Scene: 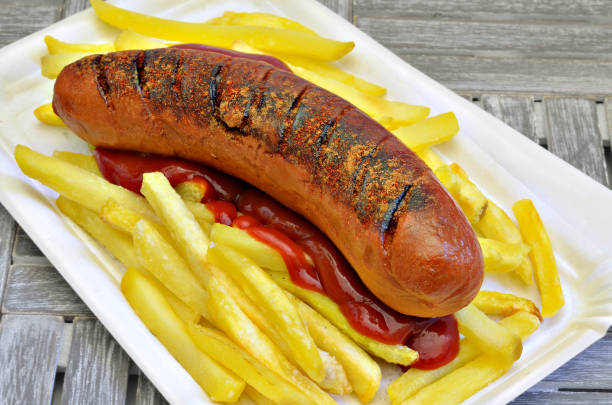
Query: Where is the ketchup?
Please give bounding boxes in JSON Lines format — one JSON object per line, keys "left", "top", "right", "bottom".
{"left": 95, "top": 148, "right": 459, "bottom": 369}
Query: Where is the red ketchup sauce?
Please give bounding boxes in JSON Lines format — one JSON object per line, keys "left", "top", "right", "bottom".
{"left": 94, "top": 148, "right": 459, "bottom": 370}
{"left": 171, "top": 44, "right": 292, "bottom": 72}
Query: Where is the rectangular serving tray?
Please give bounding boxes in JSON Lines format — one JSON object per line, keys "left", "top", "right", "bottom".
{"left": 1, "top": 1, "right": 611, "bottom": 403}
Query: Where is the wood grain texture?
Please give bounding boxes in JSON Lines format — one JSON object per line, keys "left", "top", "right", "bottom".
{"left": 481, "top": 95, "right": 538, "bottom": 142}
{"left": 0, "top": 314, "right": 63, "bottom": 405}
{"left": 317, "top": 0, "right": 352, "bottom": 20}
{"left": 0, "top": 0, "right": 61, "bottom": 47}
{"left": 60, "top": 0, "right": 90, "bottom": 18}
{"left": 2, "top": 264, "right": 92, "bottom": 315}
{"left": 135, "top": 372, "right": 169, "bottom": 405}
{"left": 12, "top": 225, "right": 50, "bottom": 265}
{"left": 61, "top": 318, "right": 130, "bottom": 405}
{"left": 544, "top": 98, "right": 609, "bottom": 186}
{"left": 0, "top": 204, "right": 16, "bottom": 306}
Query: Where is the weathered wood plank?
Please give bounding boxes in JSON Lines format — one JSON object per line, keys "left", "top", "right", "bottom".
{"left": 0, "top": 204, "right": 16, "bottom": 306}
{"left": 12, "top": 225, "right": 50, "bottom": 265}
{"left": 605, "top": 97, "right": 612, "bottom": 147}
{"left": 392, "top": 54, "right": 612, "bottom": 96}
{"left": 354, "top": 0, "right": 612, "bottom": 21}
{"left": 3, "top": 264, "right": 92, "bottom": 316}
{"left": 544, "top": 98, "right": 609, "bottom": 186}
{"left": 0, "top": 1, "right": 62, "bottom": 48}
{"left": 316, "top": 0, "right": 353, "bottom": 21}
{"left": 0, "top": 314, "right": 63, "bottom": 405}
{"left": 135, "top": 372, "right": 169, "bottom": 405}
{"left": 513, "top": 390, "right": 612, "bottom": 404}
{"left": 60, "top": 0, "right": 90, "bottom": 19}
{"left": 61, "top": 318, "right": 130, "bottom": 405}
{"left": 355, "top": 17, "right": 612, "bottom": 59}
{"left": 481, "top": 95, "right": 538, "bottom": 142}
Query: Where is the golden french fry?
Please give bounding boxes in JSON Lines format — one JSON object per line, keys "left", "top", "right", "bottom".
{"left": 477, "top": 201, "right": 534, "bottom": 284}
{"left": 270, "top": 272, "right": 418, "bottom": 366}
{"left": 206, "top": 11, "right": 317, "bottom": 35}
{"left": 53, "top": 151, "right": 100, "bottom": 175}
{"left": 415, "top": 147, "right": 445, "bottom": 171}
{"left": 41, "top": 52, "right": 91, "bottom": 79}
{"left": 44, "top": 35, "right": 114, "bottom": 54}
{"left": 34, "top": 103, "right": 65, "bottom": 126}
{"left": 474, "top": 290, "right": 542, "bottom": 321}
{"left": 121, "top": 268, "right": 244, "bottom": 402}
{"left": 114, "top": 30, "right": 169, "bottom": 51}
{"left": 478, "top": 237, "right": 530, "bottom": 273}
{"left": 131, "top": 219, "right": 210, "bottom": 319}
{"left": 513, "top": 199, "right": 564, "bottom": 317}
{"left": 453, "top": 304, "right": 522, "bottom": 364}
{"left": 287, "top": 292, "right": 381, "bottom": 403}
{"left": 91, "top": 0, "right": 354, "bottom": 61}
{"left": 208, "top": 266, "right": 343, "bottom": 401}
{"left": 210, "top": 223, "right": 286, "bottom": 272}
{"left": 290, "top": 65, "right": 428, "bottom": 126}
{"left": 388, "top": 311, "right": 540, "bottom": 404}
{"left": 434, "top": 164, "right": 487, "bottom": 225}
{"left": 174, "top": 181, "right": 206, "bottom": 203}
{"left": 244, "top": 385, "right": 277, "bottom": 405}
{"left": 392, "top": 112, "right": 459, "bottom": 150}
{"left": 207, "top": 244, "right": 325, "bottom": 383}
{"left": 186, "top": 323, "right": 313, "bottom": 405}
{"left": 15, "top": 145, "right": 157, "bottom": 221}
{"left": 183, "top": 200, "right": 215, "bottom": 223}
{"left": 56, "top": 196, "right": 141, "bottom": 270}
{"left": 277, "top": 54, "right": 386, "bottom": 97}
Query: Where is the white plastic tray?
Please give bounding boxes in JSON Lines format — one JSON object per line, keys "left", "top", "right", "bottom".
{"left": 1, "top": 1, "right": 611, "bottom": 404}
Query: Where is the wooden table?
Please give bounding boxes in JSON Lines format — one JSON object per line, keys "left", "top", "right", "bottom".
{"left": 1, "top": 0, "right": 611, "bottom": 404}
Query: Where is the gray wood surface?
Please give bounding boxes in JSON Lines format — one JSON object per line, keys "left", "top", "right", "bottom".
{"left": 0, "top": 315, "right": 63, "bottom": 405}
{"left": 61, "top": 319, "right": 130, "bottom": 405}
{"left": 0, "top": 0, "right": 611, "bottom": 404}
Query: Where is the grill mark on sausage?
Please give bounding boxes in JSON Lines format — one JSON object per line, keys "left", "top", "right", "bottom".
{"left": 349, "top": 136, "right": 389, "bottom": 194}
{"left": 314, "top": 105, "right": 354, "bottom": 159}
{"left": 93, "top": 54, "right": 112, "bottom": 109}
{"left": 279, "top": 83, "right": 313, "bottom": 153}
{"left": 240, "top": 67, "right": 275, "bottom": 131}
{"left": 209, "top": 63, "right": 223, "bottom": 110}
{"left": 380, "top": 184, "right": 413, "bottom": 244}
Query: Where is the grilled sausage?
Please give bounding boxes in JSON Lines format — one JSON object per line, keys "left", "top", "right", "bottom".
{"left": 53, "top": 49, "right": 483, "bottom": 317}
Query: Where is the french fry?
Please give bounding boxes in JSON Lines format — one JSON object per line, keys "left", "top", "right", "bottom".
{"left": 41, "top": 52, "right": 90, "bottom": 79}
{"left": 477, "top": 201, "right": 534, "bottom": 284}
{"left": 270, "top": 272, "right": 418, "bottom": 366}
{"left": 52, "top": 151, "right": 100, "bottom": 175}
{"left": 15, "top": 145, "right": 157, "bottom": 221}
{"left": 186, "top": 323, "right": 313, "bottom": 405}
{"left": 138, "top": 173, "right": 338, "bottom": 403}
{"left": 183, "top": 200, "right": 215, "bottom": 223}
{"left": 56, "top": 196, "right": 141, "bottom": 271}
{"left": 121, "top": 268, "right": 244, "bottom": 402}
{"left": 206, "top": 11, "right": 317, "bottom": 35}
{"left": 90, "top": 0, "right": 354, "bottom": 61}
{"left": 415, "top": 147, "right": 445, "bottom": 171}
{"left": 275, "top": 54, "right": 386, "bottom": 97}
{"left": 44, "top": 35, "right": 113, "bottom": 55}
{"left": 209, "top": 266, "right": 347, "bottom": 399}
{"left": 392, "top": 112, "right": 459, "bottom": 150}
{"left": 210, "top": 223, "right": 286, "bottom": 272}
{"left": 131, "top": 218, "right": 210, "bottom": 319}
{"left": 388, "top": 312, "right": 540, "bottom": 404}
{"left": 287, "top": 292, "right": 381, "bottom": 403}
{"left": 478, "top": 237, "right": 530, "bottom": 273}
{"left": 434, "top": 164, "right": 487, "bottom": 225}
{"left": 174, "top": 181, "right": 206, "bottom": 203}
{"left": 453, "top": 304, "right": 522, "bottom": 364}
{"left": 474, "top": 291, "right": 542, "bottom": 321}
{"left": 244, "top": 385, "right": 277, "bottom": 405}
{"left": 114, "top": 30, "right": 169, "bottom": 51}
{"left": 34, "top": 103, "right": 65, "bottom": 126}
{"left": 207, "top": 244, "right": 325, "bottom": 384}
{"left": 513, "top": 199, "right": 564, "bottom": 317}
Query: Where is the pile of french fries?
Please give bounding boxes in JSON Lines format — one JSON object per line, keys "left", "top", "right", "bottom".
{"left": 24, "top": 2, "right": 566, "bottom": 404}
